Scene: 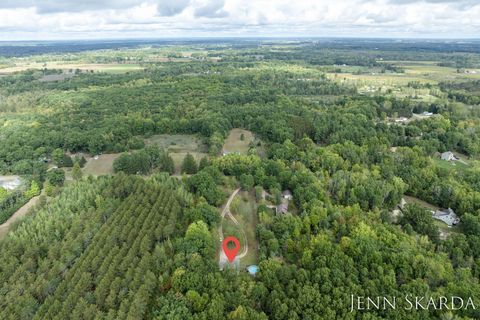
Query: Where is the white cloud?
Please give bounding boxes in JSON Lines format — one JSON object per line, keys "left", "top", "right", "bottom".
{"left": 0, "top": 0, "right": 478, "bottom": 40}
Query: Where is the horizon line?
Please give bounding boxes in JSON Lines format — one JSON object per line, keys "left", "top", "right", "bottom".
{"left": 1, "top": 35, "right": 480, "bottom": 43}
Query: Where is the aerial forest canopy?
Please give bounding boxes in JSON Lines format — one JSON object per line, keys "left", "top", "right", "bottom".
{"left": 0, "top": 39, "right": 480, "bottom": 319}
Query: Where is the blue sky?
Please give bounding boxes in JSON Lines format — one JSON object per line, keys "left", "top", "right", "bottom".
{"left": 0, "top": 0, "right": 478, "bottom": 40}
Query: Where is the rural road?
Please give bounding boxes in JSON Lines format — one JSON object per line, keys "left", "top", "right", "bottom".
{"left": 0, "top": 194, "right": 41, "bottom": 238}
{"left": 218, "top": 188, "right": 249, "bottom": 268}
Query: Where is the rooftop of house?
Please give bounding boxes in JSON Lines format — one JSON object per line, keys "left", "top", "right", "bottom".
{"left": 282, "top": 190, "right": 292, "bottom": 197}
{"left": 441, "top": 151, "right": 457, "bottom": 161}
{"left": 277, "top": 203, "right": 288, "bottom": 214}
{"left": 433, "top": 208, "right": 460, "bottom": 226}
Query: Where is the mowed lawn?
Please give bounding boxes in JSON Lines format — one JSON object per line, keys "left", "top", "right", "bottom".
{"left": 404, "top": 195, "right": 440, "bottom": 212}
{"left": 432, "top": 157, "right": 470, "bottom": 173}
{"left": 223, "top": 129, "right": 254, "bottom": 155}
{"left": 230, "top": 191, "right": 259, "bottom": 268}
{"left": 82, "top": 153, "right": 122, "bottom": 176}
{"left": 145, "top": 134, "right": 208, "bottom": 174}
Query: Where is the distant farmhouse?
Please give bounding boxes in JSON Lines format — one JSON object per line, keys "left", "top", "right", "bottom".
{"left": 432, "top": 208, "right": 460, "bottom": 227}
{"left": 440, "top": 151, "right": 459, "bottom": 162}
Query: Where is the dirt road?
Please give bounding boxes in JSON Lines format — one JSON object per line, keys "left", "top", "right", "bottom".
{"left": 0, "top": 195, "right": 41, "bottom": 238}
{"left": 218, "top": 188, "right": 249, "bottom": 268}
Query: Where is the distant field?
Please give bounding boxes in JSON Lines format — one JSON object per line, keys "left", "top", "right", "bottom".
{"left": 145, "top": 134, "right": 208, "bottom": 174}
{"left": 82, "top": 153, "right": 122, "bottom": 176}
{"left": 0, "top": 62, "right": 143, "bottom": 74}
{"left": 327, "top": 61, "right": 480, "bottom": 101}
{"left": 223, "top": 129, "right": 254, "bottom": 155}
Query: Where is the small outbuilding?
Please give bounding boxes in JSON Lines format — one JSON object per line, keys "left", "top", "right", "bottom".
{"left": 246, "top": 265, "right": 259, "bottom": 276}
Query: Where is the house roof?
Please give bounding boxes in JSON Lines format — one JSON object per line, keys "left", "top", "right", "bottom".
{"left": 277, "top": 203, "right": 288, "bottom": 214}
{"left": 433, "top": 208, "right": 460, "bottom": 226}
{"left": 441, "top": 151, "right": 456, "bottom": 160}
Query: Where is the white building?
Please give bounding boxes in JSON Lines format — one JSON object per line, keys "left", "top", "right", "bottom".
{"left": 282, "top": 190, "right": 293, "bottom": 200}
{"left": 432, "top": 208, "right": 460, "bottom": 227}
{"left": 395, "top": 117, "right": 409, "bottom": 123}
{"left": 441, "top": 151, "right": 458, "bottom": 162}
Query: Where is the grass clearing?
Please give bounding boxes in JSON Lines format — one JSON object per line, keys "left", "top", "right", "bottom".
{"left": 230, "top": 191, "right": 259, "bottom": 267}
{"left": 432, "top": 157, "right": 470, "bottom": 173}
{"left": 82, "top": 153, "right": 122, "bottom": 176}
{"left": 145, "top": 134, "right": 207, "bottom": 152}
{"left": 223, "top": 129, "right": 255, "bottom": 155}
{"left": 404, "top": 195, "right": 440, "bottom": 211}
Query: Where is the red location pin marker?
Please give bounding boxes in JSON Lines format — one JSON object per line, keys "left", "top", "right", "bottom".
{"left": 222, "top": 236, "right": 240, "bottom": 262}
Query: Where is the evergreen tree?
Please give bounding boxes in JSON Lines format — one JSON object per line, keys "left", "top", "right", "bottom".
{"left": 181, "top": 153, "right": 198, "bottom": 174}
{"left": 72, "top": 163, "right": 83, "bottom": 180}
{"left": 47, "top": 169, "right": 66, "bottom": 186}
{"left": 160, "top": 153, "right": 175, "bottom": 174}
{"left": 52, "top": 148, "right": 64, "bottom": 166}
{"left": 198, "top": 157, "right": 210, "bottom": 171}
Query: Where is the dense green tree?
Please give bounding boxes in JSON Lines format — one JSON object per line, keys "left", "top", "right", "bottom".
{"left": 46, "top": 169, "right": 65, "bottom": 186}
{"left": 400, "top": 204, "right": 439, "bottom": 241}
{"left": 182, "top": 153, "right": 198, "bottom": 174}
{"left": 72, "top": 163, "right": 82, "bottom": 180}
{"left": 239, "top": 174, "right": 254, "bottom": 191}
